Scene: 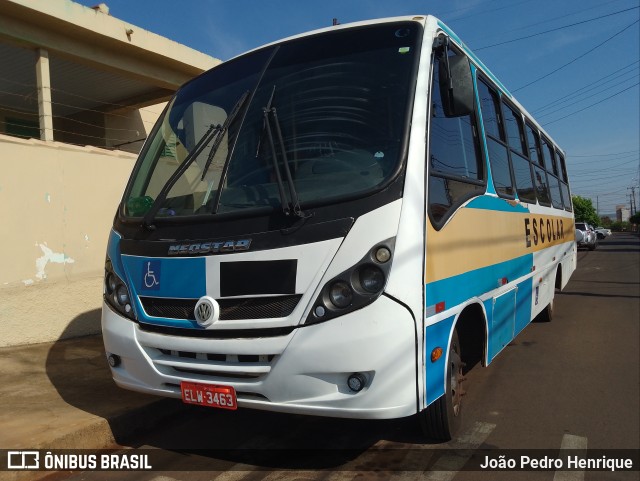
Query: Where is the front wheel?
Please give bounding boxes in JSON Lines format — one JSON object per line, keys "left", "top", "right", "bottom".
{"left": 419, "top": 329, "right": 464, "bottom": 441}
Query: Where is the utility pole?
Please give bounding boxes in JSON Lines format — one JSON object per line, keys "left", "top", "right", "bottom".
{"left": 628, "top": 187, "right": 637, "bottom": 215}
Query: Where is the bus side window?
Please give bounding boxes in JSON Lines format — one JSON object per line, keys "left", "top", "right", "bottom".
{"left": 503, "top": 102, "right": 535, "bottom": 204}
{"left": 525, "top": 122, "right": 551, "bottom": 207}
{"left": 428, "top": 47, "right": 485, "bottom": 228}
{"left": 556, "top": 149, "right": 569, "bottom": 183}
{"left": 525, "top": 122, "right": 543, "bottom": 167}
{"left": 556, "top": 149, "right": 572, "bottom": 212}
{"left": 541, "top": 138, "right": 559, "bottom": 176}
{"left": 477, "top": 79, "right": 514, "bottom": 199}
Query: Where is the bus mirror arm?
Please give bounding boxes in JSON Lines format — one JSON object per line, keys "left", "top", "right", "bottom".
{"left": 439, "top": 51, "right": 474, "bottom": 118}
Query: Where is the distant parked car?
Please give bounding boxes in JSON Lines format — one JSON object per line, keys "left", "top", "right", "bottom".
{"left": 595, "top": 226, "right": 612, "bottom": 239}
{"left": 575, "top": 222, "right": 598, "bottom": 250}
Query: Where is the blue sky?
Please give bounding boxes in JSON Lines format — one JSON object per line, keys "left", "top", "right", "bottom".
{"left": 78, "top": 0, "right": 639, "bottom": 217}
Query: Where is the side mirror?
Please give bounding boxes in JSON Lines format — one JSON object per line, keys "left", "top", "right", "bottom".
{"left": 439, "top": 54, "right": 474, "bottom": 118}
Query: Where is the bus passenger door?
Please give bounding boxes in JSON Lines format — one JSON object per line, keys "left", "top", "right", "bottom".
{"left": 489, "top": 287, "right": 516, "bottom": 361}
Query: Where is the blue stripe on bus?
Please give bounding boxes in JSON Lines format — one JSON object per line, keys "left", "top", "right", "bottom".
{"left": 466, "top": 195, "right": 530, "bottom": 213}
{"left": 122, "top": 256, "right": 206, "bottom": 300}
{"left": 425, "top": 253, "right": 533, "bottom": 311}
{"left": 120, "top": 255, "right": 206, "bottom": 329}
{"left": 426, "top": 275, "right": 534, "bottom": 405}
{"left": 425, "top": 315, "right": 455, "bottom": 405}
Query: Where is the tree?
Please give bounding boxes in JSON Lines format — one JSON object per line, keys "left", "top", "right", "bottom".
{"left": 572, "top": 195, "right": 599, "bottom": 226}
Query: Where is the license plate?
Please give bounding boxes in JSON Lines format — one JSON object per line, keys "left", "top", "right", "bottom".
{"left": 180, "top": 381, "right": 237, "bottom": 410}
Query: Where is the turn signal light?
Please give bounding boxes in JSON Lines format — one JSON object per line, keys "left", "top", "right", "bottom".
{"left": 431, "top": 347, "right": 443, "bottom": 362}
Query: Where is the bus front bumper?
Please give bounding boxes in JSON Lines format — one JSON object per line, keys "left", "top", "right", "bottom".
{"left": 102, "top": 295, "right": 418, "bottom": 420}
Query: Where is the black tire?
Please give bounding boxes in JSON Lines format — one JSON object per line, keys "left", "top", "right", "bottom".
{"left": 588, "top": 239, "right": 597, "bottom": 251}
{"left": 538, "top": 296, "right": 554, "bottom": 322}
{"left": 419, "top": 329, "right": 463, "bottom": 441}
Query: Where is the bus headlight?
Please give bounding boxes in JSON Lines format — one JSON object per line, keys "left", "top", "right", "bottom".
{"left": 358, "top": 265, "right": 385, "bottom": 293}
{"left": 307, "top": 238, "right": 395, "bottom": 325}
{"left": 329, "top": 281, "right": 353, "bottom": 308}
{"left": 115, "top": 285, "right": 130, "bottom": 306}
{"left": 106, "top": 273, "right": 118, "bottom": 295}
{"left": 104, "top": 258, "right": 136, "bottom": 321}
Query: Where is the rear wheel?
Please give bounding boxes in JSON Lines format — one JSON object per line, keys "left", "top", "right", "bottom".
{"left": 538, "top": 297, "right": 554, "bottom": 322}
{"left": 420, "top": 329, "right": 464, "bottom": 441}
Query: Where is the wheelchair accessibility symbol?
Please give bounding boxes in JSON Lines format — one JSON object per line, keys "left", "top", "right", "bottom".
{"left": 142, "top": 260, "right": 161, "bottom": 290}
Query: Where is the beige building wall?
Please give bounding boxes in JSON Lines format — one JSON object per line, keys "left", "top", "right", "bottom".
{"left": 0, "top": 0, "right": 220, "bottom": 346}
{"left": 0, "top": 134, "right": 137, "bottom": 346}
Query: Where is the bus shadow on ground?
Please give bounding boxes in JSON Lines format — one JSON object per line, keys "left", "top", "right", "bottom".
{"left": 124, "top": 406, "right": 437, "bottom": 470}
{"left": 45, "top": 309, "right": 187, "bottom": 445}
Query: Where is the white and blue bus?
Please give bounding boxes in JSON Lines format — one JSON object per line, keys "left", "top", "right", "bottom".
{"left": 102, "top": 15, "right": 576, "bottom": 440}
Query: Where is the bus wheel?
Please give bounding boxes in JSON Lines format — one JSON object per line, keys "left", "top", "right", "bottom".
{"left": 538, "top": 297, "right": 554, "bottom": 322}
{"left": 420, "top": 329, "right": 464, "bottom": 441}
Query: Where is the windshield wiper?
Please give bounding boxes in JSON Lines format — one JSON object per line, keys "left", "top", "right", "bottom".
{"left": 258, "top": 86, "right": 307, "bottom": 218}
{"left": 142, "top": 123, "right": 221, "bottom": 230}
{"left": 141, "top": 91, "right": 250, "bottom": 230}
{"left": 200, "top": 90, "right": 250, "bottom": 181}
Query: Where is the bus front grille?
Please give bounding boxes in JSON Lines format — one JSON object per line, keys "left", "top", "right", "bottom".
{"left": 139, "top": 295, "right": 302, "bottom": 321}
{"left": 143, "top": 347, "right": 277, "bottom": 381}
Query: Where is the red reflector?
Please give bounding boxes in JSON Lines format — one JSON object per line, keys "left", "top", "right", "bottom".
{"left": 435, "top": 301, "right": 445, "bottom": 313}
{"left": 500, "top": 277, "right": 508, "bottom": 286}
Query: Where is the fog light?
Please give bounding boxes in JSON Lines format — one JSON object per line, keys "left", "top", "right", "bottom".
{"left": 107, "top": 353, "right": 121, "bottom": 368}
{"left": 314, "top": 305, "right": 326, "bottom": 318}
{"left": 347, "top": 372, "right": 366, "bottom": 392}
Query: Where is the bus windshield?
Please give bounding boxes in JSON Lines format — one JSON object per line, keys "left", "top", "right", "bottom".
{"left": 124, "top": 22, "right": 420, "bottom": 220}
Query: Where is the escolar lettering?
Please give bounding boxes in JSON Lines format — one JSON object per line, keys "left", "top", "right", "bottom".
{"left": 525, "top": 218, "right": 565, "bottom": 248}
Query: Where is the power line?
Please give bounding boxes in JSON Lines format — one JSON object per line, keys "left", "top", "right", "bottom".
{"left": 532, "top": 61, "right": 639, "bottom": 114}
{"left": 542, "top": 81, "right": 639, "bottom": 126}
{"left": 537, "top": 74, "right": 639, "bottom": 119}
{"left": 569, "top": 149, "right": 639, "bottom": 157}
{"left": 475, "top": 6, "right": 640, "bottom": 50}
{"left": 570, "top": 158, "right": 639, "bottom": 173}
{"left": 494, "top": 0, "right": 629, "bottom": 37}
{"left": 568, "top": 152, "right": 638, "bottom": 163}
{"left": 513, "top": 19, "right": 640, "bottom": 92}
{"left": 444, "top": 0, "right": 536, "bottom": 22}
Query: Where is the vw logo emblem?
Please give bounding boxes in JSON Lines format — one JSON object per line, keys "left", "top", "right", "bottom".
{"left": 194, "top": 296, "right": 220, "bottom": 327}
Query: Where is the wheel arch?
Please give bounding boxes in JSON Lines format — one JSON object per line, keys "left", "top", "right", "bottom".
{"left": 453, "top": 300, "right": 488, "bottom": 370}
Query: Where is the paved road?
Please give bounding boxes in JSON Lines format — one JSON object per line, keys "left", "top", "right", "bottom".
{"left": 59, "top": 233, "right": 640, "bottom": 481}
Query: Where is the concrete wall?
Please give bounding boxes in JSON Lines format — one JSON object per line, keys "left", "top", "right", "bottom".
{"left": 0, "top": 134, "right": 137, "bottom": 346}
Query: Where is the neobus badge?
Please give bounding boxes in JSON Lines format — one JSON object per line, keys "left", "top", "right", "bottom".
{"left": 167, "top": 239, "right": 252, "bottom": 256}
